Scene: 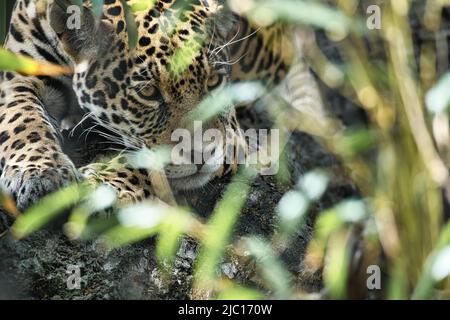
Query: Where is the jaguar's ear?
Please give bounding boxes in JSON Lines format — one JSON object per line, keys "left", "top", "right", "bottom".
{"left": 49, "top": 3, "right": 115, "bottom": 63}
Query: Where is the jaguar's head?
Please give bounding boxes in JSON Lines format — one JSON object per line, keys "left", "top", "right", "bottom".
{"left": 50, "top": 0, "right": 244, "bottom": 190}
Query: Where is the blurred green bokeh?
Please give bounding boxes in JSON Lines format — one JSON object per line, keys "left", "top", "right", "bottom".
{"left": 2, "top": 0, "right": 450, "bottom": 300}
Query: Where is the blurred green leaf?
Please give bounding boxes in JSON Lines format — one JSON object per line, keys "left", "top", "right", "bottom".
{"left": 297, "top": 169, "right": 329, "bottom": 201}
{"left": 335, "top": 129, "right": 377, "bottom": 157}
{"left": 412, "top": 253, "right": 438, "bottom": 300}
{"left": 0, "top": 48, "right": 71, "bottom": 75}
{"left": 323, "top": 231, "right": 351, "bottom": 299}
{"left": 84, "top": 184, "right": 117, "bottom": 212}
{"left": 245, "top": 237, "right": 293, "bottom": 299}
{"left": 233, "top": 0, "right": 363, "bottom": 35}
{"left": 315, "top": 210, "right": 343, "bottom": 241}
{"left": 315, "top": 199, "right": 367, "bottom": 241}
{"left": 127, "top": 146, "right": 172, "bottom": 171}
{"left": 437, "top": 220, "right": 450, "bottom": 248}
{"left": 431, "top": 246, "right": 450, "bottom": 282}
{"left": 387, "top": 265, "right": 408, "bottom": 300}
{"left": 413, "top": 221, "right": 450, "bottom": 299}
{"left": 130, "top": 0, "right": 156, "bottom": 12}
{"left": 101, "top": 224, "right": 160, "bottom": 249}
{"left": 99, "top": 201, "right": 196, "bottom": 252}
{"left": 91, "top": 0, "right": 105, "bottom": 18}
{"left": 121, "top": 0, "right": 139, "bottom": 48}
{"left": 216, "top": 284, "right": 264, "bottom": 300}
{"left": 335, "top": 200, "right": 368, "bottom": 223}
{"left": 65, "top": 184, "right": 117, "bottom": 239}
{"left": 75, "top": 215, "right": 120, "bottom": 241}
{"left": 195, "top": 168, "right": 257, "bottom": 286}
{"left": 277, "top": 170, "right": 330, "bottom": 242}
{"left": 100, "top": 202, "right": 167, "bottom": 249}
{"left": 118, "top": 202, "right": 167, "bottom": 228}
{"left": 156, "top": 209, "right": 193, "bottom": 265}
{"left": 188, "top": 82, "right": 265, "bottom": 125}
{"left": 277, "top": 190, "right": 309, "bottom": 238}
{"left": 426, "top": 72, "right": 450, "bottom": 114}
{"left": 12, "top": 184, "right": 89, "bottom": 239}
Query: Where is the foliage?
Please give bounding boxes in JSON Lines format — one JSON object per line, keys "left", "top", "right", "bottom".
{"left": 2, "top": 0, "right": 450, "bottom": 300}
{"left": 0, "top": 48, "right": 72, "bottom": 75}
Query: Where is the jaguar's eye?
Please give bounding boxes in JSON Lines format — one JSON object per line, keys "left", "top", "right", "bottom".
{"left": 135, "top": 84, "right": 163, "bottom": 101}
{"left": 207, "top": 68, "right": 227, "bottom": 91}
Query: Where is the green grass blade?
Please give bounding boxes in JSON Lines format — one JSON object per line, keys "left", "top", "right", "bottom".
{"left": 195, "top": 168, "right": 257, "bottom": 287}
{"left": 245, "top": 237, "right": 293, "bottom": 299}
{"left": 12, "top": 184, "right": 89, "bottom": 239}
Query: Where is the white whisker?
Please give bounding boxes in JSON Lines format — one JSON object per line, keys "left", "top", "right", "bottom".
{"left": 78, "top": 123, "right": 99, "bottom": 144}
{"left": 70, "top": 111, "right": 94, "bottom": 137}
{"left": 213, "top": 52, "right": 248, "bottom": 66}
{"left": 209, "top": 24, "right": 241, "bottom": 57}
{"left": 88, "top": 117, "right": 143, "bottom": 151}
{"left": 210, "top": 26, "right": 261, "bottom": 59}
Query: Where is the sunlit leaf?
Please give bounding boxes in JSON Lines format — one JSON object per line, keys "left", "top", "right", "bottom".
{"left": 127, "top": 146, "right": 172, "bottom": 171}
{"left": 431, "top": 246, "right": 450, "bottom": 282}
{"left": 413, "top": 237, "right": 450, "bottom": 299}
{"left": 65, "top": 184, "right": 117, "bottom": 239}
{"left": 387, "top": 265, "right": 408, "bottom": 300}
{"left": 231, "top": 0, "right": 363, "bottom": 35}
{"left": 323, "top": 230, "right": 351, "bottom": 299}
{"left": 100, "top": 202, "right": 167, "bottom": 248}
{"left": 195, "top": 168, "right": 257, "bottom": 287}
{"left": 245, "top": 237, "right": 293, "bottom": 299}
{"left": 216, "top": 283, "right": 265, "bottom": 300}
{"left": 335, "top": 129, "right": 377, "bottom": 157}
{"left": 315, "top": 200, "right": 367, "bottom": 241}
{"left": 315, "top": 210, "right": 343, "bottom": 241}
{"left": 120, "top": 0, "right": 139, "bottom": 48}
{"left": 412, "top": 253, "right": 438, "bottom": 300}
{"left": 277, "top": 190, "right": 309, "bottom": 239}
{"left": 187, "top": 82, "right": 265, "bottom": 125}
{"left": 129, "top": 0, "right": 156, "bottom": 12}
{"left": 426, "top": 72, "right": 450, "bottom": 114}
{"left": 437, "top": 219, "right": 450, "bottom": 249}
{"left": 278, "top": 190, "right": 309, "bottom": 222}
{"left": 12, "top": 184, "right": 89, "bottom": 239}
{"left": 91, "top": 0, "right": 105, "bottom": 18}
{"left": 118, "top": 202, "right": 168, "bottom": 229}
{"left": 297, "top": 169, "right": 329, "bottom": 201}
{"left": 101, "top": 224, "right": 160, "bottom": 249}
{"left": 156, "top": 209, "right": 194, "bottom": 265}
{"left": 75, "top": 215, "right": 120, "bottom": 241}
{"left": 335, "top": 199, "right": 367, "bottom": 223}
{"left": 100, "top": 201, "right": 196, "bottom": 251}
{"left": 0, "top": 48, "right": 72, "bottom": 76}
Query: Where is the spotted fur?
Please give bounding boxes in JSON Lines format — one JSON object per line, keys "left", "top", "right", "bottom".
{"left": 0, "top": 0, "right": 295, "bottom": 209}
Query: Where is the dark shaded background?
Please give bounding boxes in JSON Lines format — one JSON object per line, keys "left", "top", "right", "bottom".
{"left": 1, "top": 0, "right": 16, "bottom": 45}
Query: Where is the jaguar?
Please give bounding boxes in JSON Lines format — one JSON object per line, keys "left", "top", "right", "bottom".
{"left": 0, "top": 0, "right": 314, "bottom": 210}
